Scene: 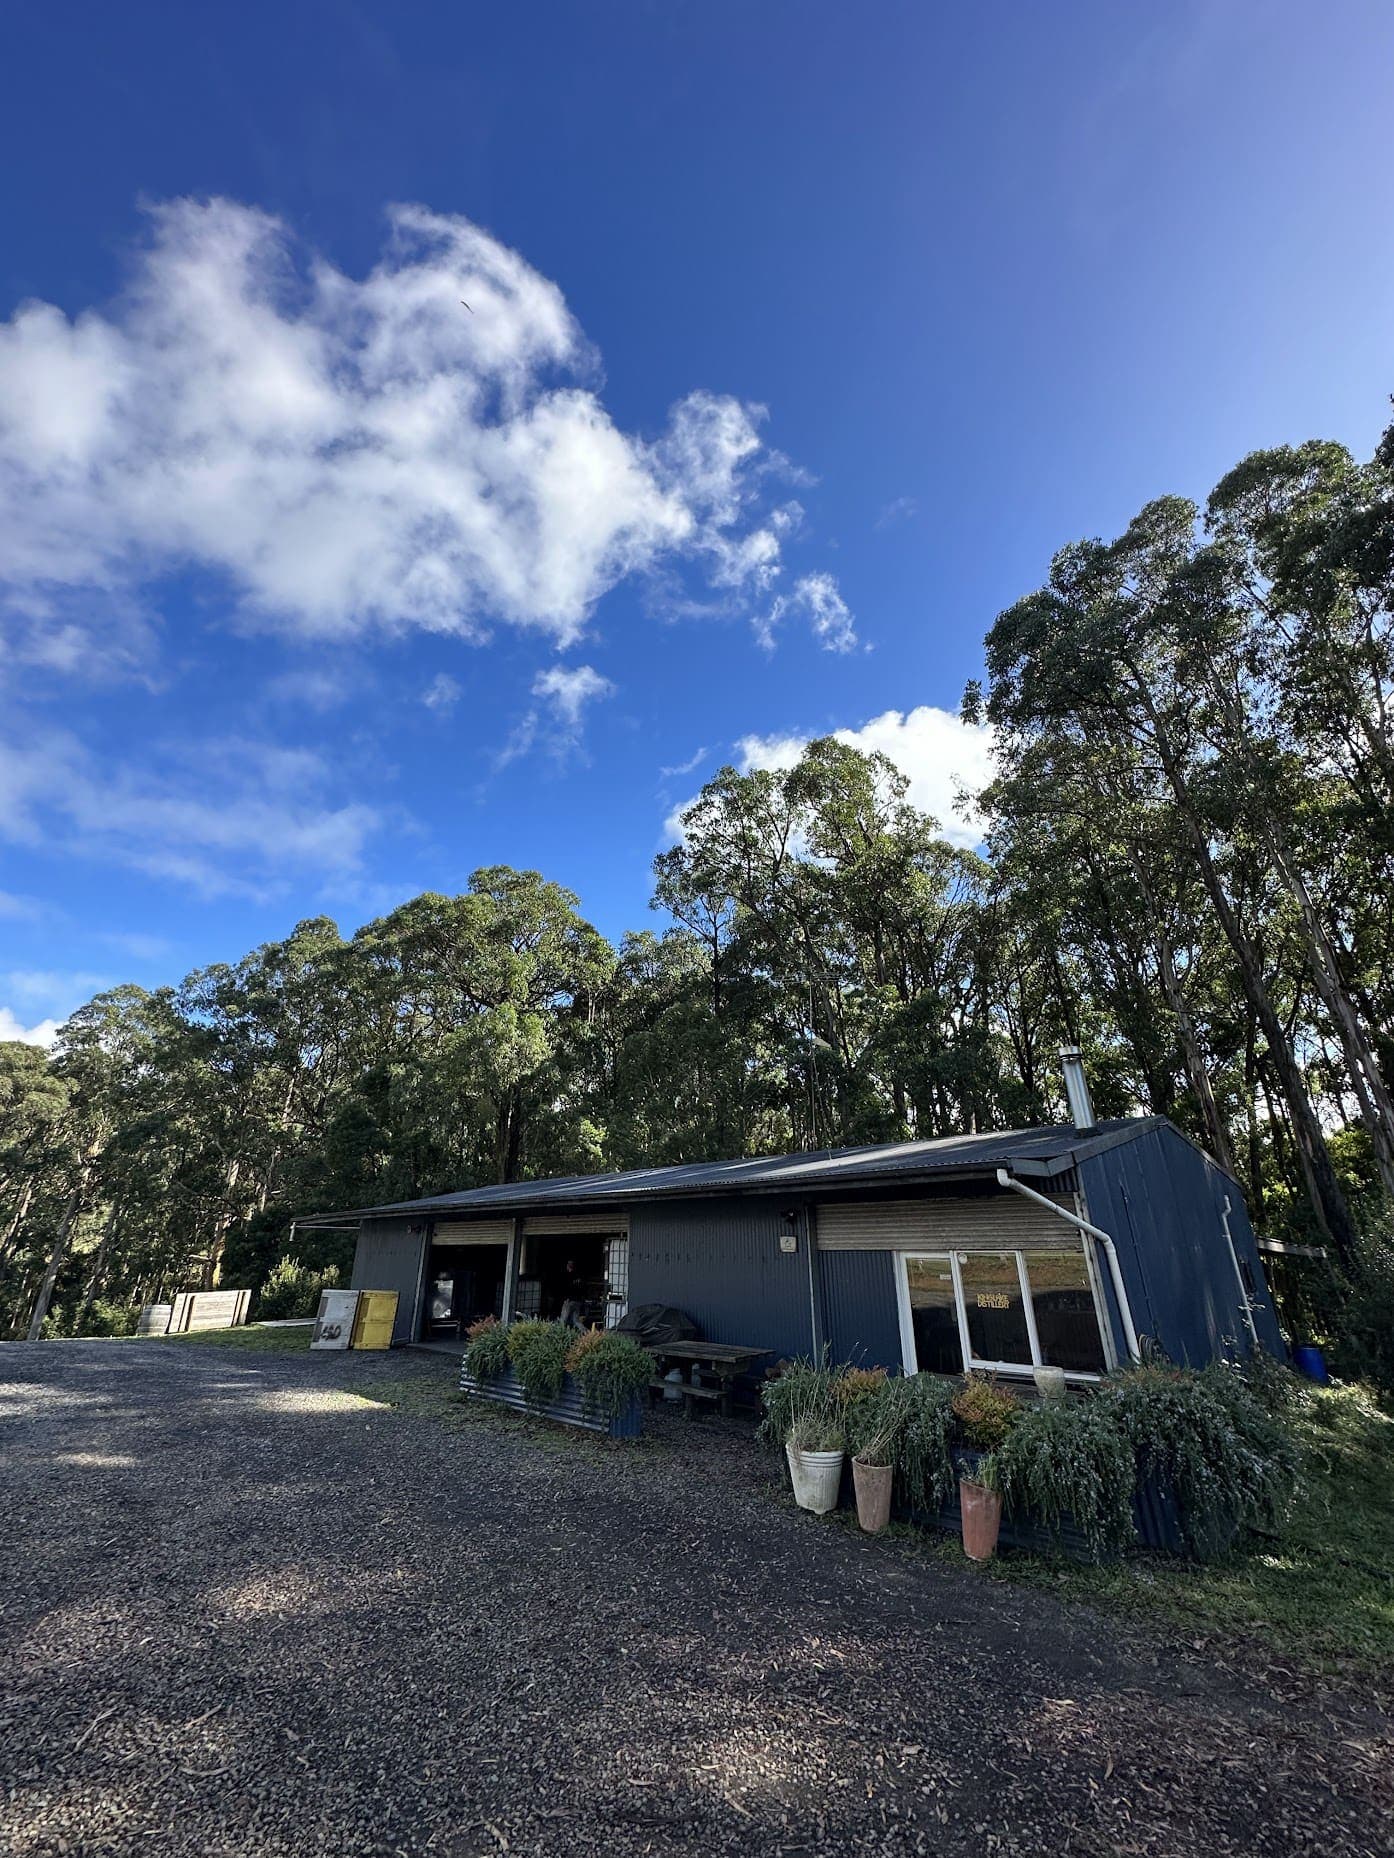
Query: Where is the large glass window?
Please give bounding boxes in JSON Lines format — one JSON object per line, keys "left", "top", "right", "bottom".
{"left": 900, "top": 1242, "right": 1109, "bottom": 1378}
{"left": 959, "top": 1252, "right": 1033, "bottom": 1366}
{"left": 904, "top": 1256, "right": 962, "bottom": 1374}
{"left": 1020, "top": 1249, "right": 1107, "bottom": 1373}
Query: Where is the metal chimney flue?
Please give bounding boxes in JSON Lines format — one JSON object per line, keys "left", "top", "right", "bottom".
{"left": 1060, "top": 1046, "right": 1097, "bottom": 1130}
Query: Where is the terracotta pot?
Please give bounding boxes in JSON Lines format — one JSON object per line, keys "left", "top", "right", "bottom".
{"left": 852, "top": 1458, "right": 893, "bottom": 1534}
{"left": 959, "top": 1477, "right": 1003, "bottom": 1561}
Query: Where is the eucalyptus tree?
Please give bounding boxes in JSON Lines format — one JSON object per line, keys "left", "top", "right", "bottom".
{"left": 1203, "top": 429, "right": 1394, "bottom": 1198}
{"left": 973, "top": 726, "right": 1241, "bottom": 1171}
{"left": 0, "top": 1043, "right": 69, "bottom": 1265}
{"left": 0, "top": 1044, "right": 71, "bottom": 1333}
{"left": 19, "top": 986, "right": 177, "bottom": 1338}
{"left": 655, "top": 740, "right": 1013, "bottom": 1150}
{"left": 595, "top": 929, "right": 790, "bottom": 1165}
{"left": 977, "top": 498, "right": 1361, "bottom": 1263}
{"left": 346, "top": 868, "right": 615, "bottom": 1188}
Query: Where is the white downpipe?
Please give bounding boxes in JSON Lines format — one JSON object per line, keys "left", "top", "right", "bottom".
{"left": 995, "top": 1167, "right": 1141, "bottom": 1363}
{"left": 1221, "top": 1196, "right": 1260, "bottom": 1350}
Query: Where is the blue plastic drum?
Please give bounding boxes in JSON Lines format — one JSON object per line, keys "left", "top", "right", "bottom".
{"left": 1292, "top": 1344, "right": 1330, "bottom": 1384}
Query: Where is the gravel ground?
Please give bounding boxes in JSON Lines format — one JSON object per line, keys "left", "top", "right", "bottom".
{"left": 1, "top": 1343, "right": 1390, "bottom": 1858}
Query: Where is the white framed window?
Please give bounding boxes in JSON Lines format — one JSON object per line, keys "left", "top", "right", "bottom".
{"left": 604, "top": 1235, "right": 629, "bottom": 1327}
{"left": 896, "top": 1243, "right": 1111, "bottom": 1381}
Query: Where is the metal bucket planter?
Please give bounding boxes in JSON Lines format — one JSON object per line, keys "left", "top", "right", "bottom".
{"left": 786, "top": 1444, "right": 844, "bottom": 1514}
{"left": 459, "top": 1363, "right": 643, "bottom": 1439}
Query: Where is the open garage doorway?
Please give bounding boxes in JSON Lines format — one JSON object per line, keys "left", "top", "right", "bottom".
{"left": 422, "top": 1227, "right": 510, "bottom": 1340}
{"left": 516, "top": 1229, "right": 628, "bottom": 1329}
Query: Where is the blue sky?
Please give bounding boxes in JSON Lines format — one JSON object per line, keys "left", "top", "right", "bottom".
{"left": 3, "top": 1, "right": 1394, "bottom": 1041}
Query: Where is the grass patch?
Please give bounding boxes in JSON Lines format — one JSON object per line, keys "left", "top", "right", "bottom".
{"left": 355, "top": 1375, "right": 483, "bottom": 1427}
{"left": 898, "top": 1382, "right": 1394, "bottom": 1676}
{"left": 158, "top": 1323, "right": 313, "bottom": 1354}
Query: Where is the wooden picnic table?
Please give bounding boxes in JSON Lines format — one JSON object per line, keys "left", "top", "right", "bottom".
{"left": 649, "top": 1340, "right": 769, "bottom": 1419}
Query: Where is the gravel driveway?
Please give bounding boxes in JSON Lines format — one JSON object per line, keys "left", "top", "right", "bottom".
{"left": 1, "top": 1342, "right": 1390, "bottom": 1857}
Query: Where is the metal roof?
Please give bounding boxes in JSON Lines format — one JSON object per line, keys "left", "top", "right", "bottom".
{"left": 296, "top": 1116, "right": 1164, "bottom": 1227}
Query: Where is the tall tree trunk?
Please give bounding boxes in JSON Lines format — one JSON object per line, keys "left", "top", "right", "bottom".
{"left": 26, "top": 1182, "right": 87, "bottom": 1341}
{"left": 73, "top": 1203, "right": 123, "bottom": 1335}
{"left": 495, "top": 1088, "right": 523, "bottom": 1184}
{"left": 202, "top": 1157, "right": 243, "bottom": 1290}
{"left": 1243, "top": 1014, "right": 1266, "bottom": 1218}
{"left": 1127, "top": 850, "right": 1236, "bottom": 1174}
{"left": 1267, "top": 839, "right": 1394, "bottom": 1198}
{"left": 0, "top": 1176, "right": 35, "bottom": 1263}
{"left": 1152, "top": 739, "right": 1359, "bottom": 1265}
{"left": 1195, "top": 662, "right": 1394, "bottom": 1207}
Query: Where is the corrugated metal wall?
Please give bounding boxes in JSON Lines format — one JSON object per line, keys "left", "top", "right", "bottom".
{"left": 627, "top": 1196, "right": 814, "bottom": 1360}
{"left": 1078, "top": 1123, "right": 1283, "bottom": 1366}
{"left": 820, "top": 1249, "right": 904, "bottom": 1370}
{"left": 350, "top": 1218, "right": 427, "bottom": 1343}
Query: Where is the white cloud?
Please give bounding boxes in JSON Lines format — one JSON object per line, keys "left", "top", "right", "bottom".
{"left": 660, "top": 745, "right": 709, "bottom": 780}
{"left": 498, "top": 663, "right": 615, "bottom": 766}
{"left": 533, "top": 663, "right": 613, "bottom": 729}
{"left": 0, "top": 1007, "right": 60, "bottom": 1048}
{"left": 4, "top": 969, "right": 111, "bottom": 1005}
{"left": 0, "top": 198, "right": 834, "bottom": 665}
{"left": 664, "top": 705, "right": 993, "bottom": 849}
{"left": 738, "top": 707, "right": 993, "bottom": 846}
{"left": 98, "top": 931, "right": 174, "bottom": 963}
{"left": 421, "top": 671, "right": 463, "bottom": 713}
{"left": 755, "top": 571, "right": 858, "bottom": 654}
{"left": 0, "top": 729, "right": 383, "bottom": 899}
{"left": 0, "top": 970, "right": 111, "bottom": 1047}
{"left": 0, "top": 891, "right": 43, "bottom": 921}
{"left": 875, "top": 495, "right": 918, "bottom": 530}
{"left": 265, "top": 663, "right": 357, "bottom": 711}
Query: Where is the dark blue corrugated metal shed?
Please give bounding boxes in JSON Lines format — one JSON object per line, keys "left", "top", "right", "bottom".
{"left": 307, "top": 1113, "right": 1282, "bottom": 1373}
{"left": 1076, "top": 1122, "right": 1283, "bottom": 1363}
{"left": 626, "top": 1197, "right": 814, "bottom": 1361}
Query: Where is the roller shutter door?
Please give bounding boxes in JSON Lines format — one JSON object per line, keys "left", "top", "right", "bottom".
{"left": 816, "top": 1193, "right": 1076, "bottom": 1252}
{"left": 520, "top": 1212, "right": 628, "bottom": 1237}
{"left": 432, "top": 1219, "right": 515, "bottom": 1246}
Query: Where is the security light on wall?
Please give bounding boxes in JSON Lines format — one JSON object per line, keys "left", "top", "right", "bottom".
{"left": 780, "top": 1210, "right": 799, "bottom": 1253}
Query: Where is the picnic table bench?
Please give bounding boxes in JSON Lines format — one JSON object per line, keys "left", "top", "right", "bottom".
{"left": 648, "top": 1340, "right": 769, "bottom": 1419}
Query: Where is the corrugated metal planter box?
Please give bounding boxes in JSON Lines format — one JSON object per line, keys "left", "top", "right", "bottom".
{"left": 885, "top": 1448, "right": 1097, "bottom": 1561}
{"left": 882, "top": 1449, "right": 1190, "bottom": 1562}
{"left": 459, "top": 1363, "right": 643, "bottom": 1439}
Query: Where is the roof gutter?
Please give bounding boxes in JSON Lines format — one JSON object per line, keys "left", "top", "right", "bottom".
{"left": 995, "top": 1167, "right": 1141, "bottom": 1364}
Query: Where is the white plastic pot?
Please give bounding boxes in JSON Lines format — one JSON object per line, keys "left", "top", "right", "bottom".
{"left": 786, "top": 1443, "right": 844, "bottom": 1514}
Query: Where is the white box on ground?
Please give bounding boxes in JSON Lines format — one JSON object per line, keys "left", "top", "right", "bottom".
{"left": 311, "top": 1289, "right": 360, "bottom": 1350}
